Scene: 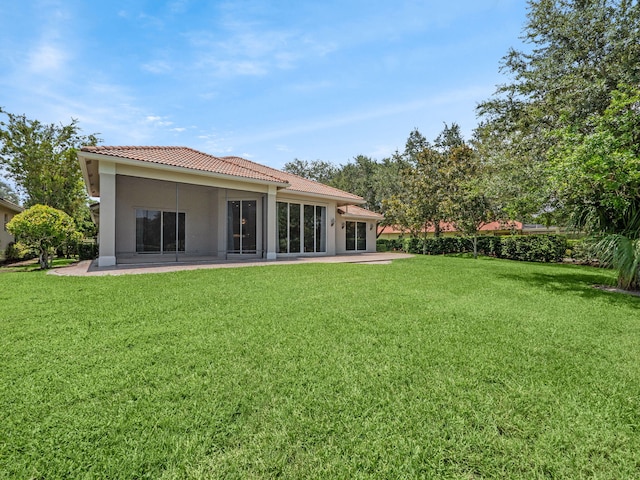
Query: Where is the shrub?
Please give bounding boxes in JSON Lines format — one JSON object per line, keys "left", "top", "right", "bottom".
{"left": 500, "top": 235, "right": 567, "bottom": 263}
{"left": 566, "top": 238, "right": 600, "bottom": 265}
{"left": 396, "top": 234, "right": 567, "bottom": 263}
{"left": 3, "top": 242, "right": 33, "bottom": 262}
{"left": 376, "top": 239, "right": 403, "bottom": 252}
{"left": 77, "top": 241, "right": 98, "bottom": 260}
{"left": 7, "top": 204, "right": 80, "bottom": 269}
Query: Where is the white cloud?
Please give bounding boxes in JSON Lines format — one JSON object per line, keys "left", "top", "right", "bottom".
{"left": 27, "top": 43, "right": 68, "bottom": 73}
{"left": 142, "top": 60, "right": 173, "bottom": 74}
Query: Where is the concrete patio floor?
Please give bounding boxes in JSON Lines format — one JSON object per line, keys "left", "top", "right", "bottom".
{"left": 49, "top": 252, "right": 414, "bottom": 277}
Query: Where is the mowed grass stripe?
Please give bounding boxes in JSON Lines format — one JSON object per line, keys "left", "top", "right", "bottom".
{"left": 1, "top": 256, "right": 639, "bottom": 478}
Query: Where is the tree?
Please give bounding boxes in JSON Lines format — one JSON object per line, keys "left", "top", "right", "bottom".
{"left": 7, "top": 204, "right": 80, "bottom": 269}
{"left": 477, "top": 0, "right": 640, "bottom": 221}
{"left": 0, "top": 109, "right": 99, "bottom": 222}
{"left": 550, "top": 84, "right": 640, "bottom": 234}
{"left": 282, "top": 159, "right": 338, "bottom": 184}
{"left": 383, "top": 125, "right": 473, "bottom": 245}
{"left": 0, "top": 178, "right": 20, "bottom": 204}
{"left": 441, "top": 145, "right": 496, "bottom": 259}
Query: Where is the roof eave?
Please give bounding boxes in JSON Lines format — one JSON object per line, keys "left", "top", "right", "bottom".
{"left": 77, "top": 151, "right": 290, "bottom": 194}
{"left": 280, "top": 188, "right": 365, "bottom": 205}
{"left": 0, "top": 198, "right": 24, "bottom": 212}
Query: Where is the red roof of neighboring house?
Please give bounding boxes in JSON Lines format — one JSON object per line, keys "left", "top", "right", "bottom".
{"left": 81, "top": 146, "right": 364, "bottom": 202}
{"left": 380, "top": 220, "right": 523, "bottom": 235}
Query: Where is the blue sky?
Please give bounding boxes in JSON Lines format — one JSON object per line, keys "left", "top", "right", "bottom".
{"left": 1, "top": 0, "right": 527, "bottom": 170}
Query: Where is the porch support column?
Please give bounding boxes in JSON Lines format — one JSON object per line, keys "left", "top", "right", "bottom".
{"left": 217, "top": 189, "right": 227, "bottom": 258}
{"left": 98, "top": 161, "right": 117, "bottom": 267}
{"left": 266, "top": 185, "right": 277, "bottom": 260}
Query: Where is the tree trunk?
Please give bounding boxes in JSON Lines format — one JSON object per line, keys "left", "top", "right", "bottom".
{"left": 39, "top": 250, "right": 48, "bottom": 269}
{"left": 473, "top": 235, "right": 478, "bottom": 259}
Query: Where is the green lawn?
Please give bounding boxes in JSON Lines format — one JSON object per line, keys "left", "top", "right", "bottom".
{"left": 1, "top": 256, "right": 639, "bottom": 479}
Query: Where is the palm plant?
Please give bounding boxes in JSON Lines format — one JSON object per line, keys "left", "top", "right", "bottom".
{"left": 585, "top": 204, "right": 640, "bottom": 291}
{"left": 595, "top": 234, "right": 640, "bottom": 290}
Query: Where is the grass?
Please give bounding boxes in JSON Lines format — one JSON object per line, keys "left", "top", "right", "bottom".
{"left": 0, "top": 257, "right": 77, "bottom": 273}
{"left": 1, "top": 255, "right": 639, "bottom": 479}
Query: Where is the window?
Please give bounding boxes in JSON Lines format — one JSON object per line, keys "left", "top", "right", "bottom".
{"left": 277, "top": 202, "right": 326, "bottom": 253}
{"left": 136, "top": 209, "right": 185, "bottom": 253}
{"left": 3, "top": 213, "right": 8, "bottom": 232}
{"left": 346, "top": 221, "right": 367, "bottom": 251}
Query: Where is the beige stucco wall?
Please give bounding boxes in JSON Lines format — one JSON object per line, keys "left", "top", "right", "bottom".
{"left": 115, "top": 175, "right": 219, "bottom": 258}
{"left": 0, "top": 205, "right": 19, "bottom": 257}
{"left": 335, "top": 216, "right": 379, "bottom": 254}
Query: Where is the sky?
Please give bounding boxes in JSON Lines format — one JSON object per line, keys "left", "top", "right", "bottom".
{"left": 0, "top": 0, "right": 528, "bottom": 171}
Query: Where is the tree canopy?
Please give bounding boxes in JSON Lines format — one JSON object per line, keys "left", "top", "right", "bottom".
{"left": 7, "top": 204, "right": 80, "bottom": 269}
{"left": 0, "top": 109, "right": 99, "bottom": 223}
{"left": 0, "top": 179, "right": 20, "bottom": 204}
{"left": 477, "top": 0, "right": 640, "bottom": 224}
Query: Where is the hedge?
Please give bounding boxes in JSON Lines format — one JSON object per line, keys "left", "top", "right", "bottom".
{"left": 378, "top": 234, "right": 568, "bottom": 263}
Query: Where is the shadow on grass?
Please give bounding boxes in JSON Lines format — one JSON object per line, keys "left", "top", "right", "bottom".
{"left": 496, "top": 264, "right": 640, "bottom": 307}
{"left": 0, "top": 258, "right": 77, "bottom": 273}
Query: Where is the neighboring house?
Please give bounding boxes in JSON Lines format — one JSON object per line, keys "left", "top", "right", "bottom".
{"left": 78, "top": 146, "right": 384, "bottom": 267}
{"left": 378, "top": 221, "right": 561, "bottom": 240}
{"left": 0, "top": 197, "right": 24, "bottom": 259}
{"left": 378, "top": 221, "right": 524, "bottom": 240}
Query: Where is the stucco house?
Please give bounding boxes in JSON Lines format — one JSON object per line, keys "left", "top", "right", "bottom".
{"left": 0, "top": 197, "right": 23, "bottom": 259}
{"left": 78, "top": 146, "right": 383, "bottom": 267}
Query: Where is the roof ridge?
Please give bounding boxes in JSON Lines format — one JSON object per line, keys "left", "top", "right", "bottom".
{"left": 220, "top": 156, "right": 290, "bottom": 185}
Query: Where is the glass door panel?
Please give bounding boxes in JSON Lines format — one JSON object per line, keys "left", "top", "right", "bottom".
{"left": 227, "top": 200, "right": 257, "bottom": 254}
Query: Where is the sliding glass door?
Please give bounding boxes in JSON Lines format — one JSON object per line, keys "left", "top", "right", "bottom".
{"left": 345, "top": 221, "right": 367, "bottom": 251}
{"left": 227, "top": 200, "right": 257, "bottom": 254}
{"left": 277, "top": 201, "right": 326, "bottom": 254}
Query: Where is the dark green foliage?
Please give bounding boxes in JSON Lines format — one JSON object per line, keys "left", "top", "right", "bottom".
{"left": 500, "top": 235, "right": 568, "bottom": 263}
{"left": 76, "top": 241, "right": 98, "bottom": 260}
{"left": 376, "top": 239, "right": 403, "bottom": 252}
{"left": 3, "top": 242, "right": 32, "bottom": 262}
{"left": 477, "top": 0, "right": 640, "bottom": 221}
{"left": 400, "top": 234, "right": 567, "bottom": 263}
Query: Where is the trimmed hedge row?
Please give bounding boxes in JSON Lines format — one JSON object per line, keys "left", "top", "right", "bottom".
{"left": 377, "top": 235, "right": 568, "bottom": 263}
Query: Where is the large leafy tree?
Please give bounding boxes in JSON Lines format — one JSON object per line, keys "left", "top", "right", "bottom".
{"left": 0, "top": 179, "right": 20, "bottom": 204}
{"left": 282, "top": 159, "right": 338, "bottom": 184}
{"left": 477, "top": 0, "right": 640, "bottom": 221}
{"left": 284, "top": 154, "right": 405, "bottom": 218}
{"left": 384, "top": 125, "right": 492, "bottom": 243}
{"left": 0, "top": 109, "right": 100, "bottom": 223}
{"left": 7, "top": 204, "right": 80, "bottom": 269}
{"left": 440, "top": 144, "right": 496, "bottom": 258}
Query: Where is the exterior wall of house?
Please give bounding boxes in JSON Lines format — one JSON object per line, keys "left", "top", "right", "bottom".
{"left": 274, "top": 193, "right": 338, "bottom": 256}
{"left": 335, "top": 216, "right": 379, "bottom": 254}
{"left": 0, "top": 204, "right": 19, "bottom": 258}
{"left": 115, "top": 175, "right": 219, "bottom": 259}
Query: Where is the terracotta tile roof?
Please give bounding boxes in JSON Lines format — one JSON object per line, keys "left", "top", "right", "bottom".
{"left": 81, "top": 146, "right": 287, "bottom": 184}
{"left": 380, "top": 221, "right": 523, "bottom": 235}
{"left": 81, "top": 146, "right": 365, "bottom": 202}
{"left": 221, "top": 156, "right": 364, "bottom": 201}
{"left": 337, "top": 204, "right": 384, "bottom": 220}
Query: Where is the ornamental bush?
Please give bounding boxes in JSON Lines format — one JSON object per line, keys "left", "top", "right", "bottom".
{"left": 7, "top": 204, "right": 80, "bottom": 269}
{"left": 499, "top": 235, "right": 567, "bottom": 263}
{"left": 397, "top": 234, "right": 567, "bottom": 263}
